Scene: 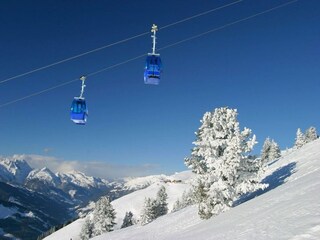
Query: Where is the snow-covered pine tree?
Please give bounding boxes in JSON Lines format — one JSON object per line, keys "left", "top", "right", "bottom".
{"left": 269, "top": 139, "right": 281, "bottom": 160}
{"left": 261, "top": 137, "right": 272, "bottom": 163}
{"left": 121, "top": 211, "right": 134, "bottom": 229}
{"left": 140, "top": 197, "right": 157, "bottom": 225}
{"left": 80, "top": 217, "right": 93, "bottom": 240}
{"left": 155, "top": 185, "right": 168, "bottom": 217}
{"left": 181, "top": 189, "right": 195, "bottom": 206}
{"left": 295, "top": 128, "right": 306, "bottom": 148}
{"left": 92, "top": 196, "right": 116, "bottom": 237}
{"left": 305, "top": 126, "right": 318, "bottom": 143}
{"left": 261, "top": 138, "right": 281, "bottom": 164}
{"left": 172, "top": 199, "right": 182, "bottom": 213}
{"left": 172, "top": 189, "right": 195, "bottom": 213}
{"left": 185, "top": 107, "right": 266, "bottom": 219}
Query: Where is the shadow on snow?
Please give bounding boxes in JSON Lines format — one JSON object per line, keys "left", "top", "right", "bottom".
{"left": 234, "top": 162, "right": 297, "bottom": 206}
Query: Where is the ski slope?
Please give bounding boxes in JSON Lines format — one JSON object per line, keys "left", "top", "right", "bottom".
{"left": 46, "top": 139, "right": 320, "bottom": 240}
{"left": 44, "top": 171, "right": 193, "bottom": 240}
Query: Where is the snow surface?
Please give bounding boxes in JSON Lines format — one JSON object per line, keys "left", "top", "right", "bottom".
{"left": 19, "top": 211, "right": 35, "bottom": 218}
{"left": 0, "top": 228, "right": 15, "bottom": 239}
{"left": 112, "top": 173, "right": 193, "bottom": 226}
{"left": 57, "top": 170, "right": 109, "bottom": 189}
{"left": 0, "top": 157, "right": 32, "bottom": 184}
{"left": 45, "top": 139, "right": 320, "bottom": 240}
{"left": 26, "top": 167, "right": 61, "bottom": 186}
{"left": 8, "top": 196, "right": 22, "bottom": 206}
{"left": 122, "top": 174, "right": 168, "bottom": 191}
{"left": 44, "top": 171, "right": 193, "bottom": 240}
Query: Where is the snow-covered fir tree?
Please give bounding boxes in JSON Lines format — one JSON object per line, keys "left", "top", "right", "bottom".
{"left": 92, "top": 196, "right": 116, "bottom": 237}
{"left": 172, "top": 199, "right": 183, "bottom": 213}
{"left": 295, "top": 128, "right": 306, "bottom": 148}
{"left": 261, "top": 137, "right": 272, "bottom": 163}
{"left": 261, "top": 137, "right": 281, "bottom": 164}
{"left": 305, "top": 126, "right": 318, "bottom": 143}
{"left": 185, "top": 107, "right": 266, "bottom": 219}
{"left": 140, "top": 197, "right": 157, "bottom": 225}
{"left": 140, "top": 186, "right": 169, "bottom": 224}
{"left": 182, "top": 188, "right": 195, "bottom": 206}
{"left": 121, "top": 211, "right": 134, "bottom": 229}
{"left": 155, "top": 185, "right": 168, "bottom": 217}
{"left": 172, "top": 189, "right": 195, "bottom": 213}
{"left": 269, "top": 139, "right": 281, "bottom": 160}
{"left": 80, "top": 217, "right": 94, "bottom": 240}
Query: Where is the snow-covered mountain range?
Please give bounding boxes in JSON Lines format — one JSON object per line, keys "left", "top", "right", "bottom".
{"left": 0, "top": 156, "right": 159, "bottom": 240}
{"left": 44, "top": 139, "right": 320, "bottom": 240}
{"left": 0, "top": 157, "right": 32, "bottom": 184}
{"left": 0, "top": 157, "right": 110, "bottom": 192}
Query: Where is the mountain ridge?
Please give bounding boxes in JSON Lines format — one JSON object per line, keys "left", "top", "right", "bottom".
{"left": 0, "top": 156, "right": 146, "bottom": 239}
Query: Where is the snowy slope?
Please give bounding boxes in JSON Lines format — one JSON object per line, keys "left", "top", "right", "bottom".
{"left": 46, "top": 139, "right": 320, "bottom": 240}
{"left": 112, "top": 171, "right": 193, "bottom": 226}
{"left": 92, "top": 139, "right": 320, "bottom": 240}
{"left": 44, "top": 171, "right": 194, "bottom": 240}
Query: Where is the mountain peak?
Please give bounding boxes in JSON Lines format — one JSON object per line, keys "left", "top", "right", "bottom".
{"left": 0, "top": 156, "right": 32, "bottom": 184}
{"left": 27, "top": 168, "right": 61, "bottom": 187}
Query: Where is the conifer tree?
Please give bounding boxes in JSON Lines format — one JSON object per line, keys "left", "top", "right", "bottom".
{"left": 92, "top": 196, "right": 116, "bottom": 237}
{"left": 305, "top": 126, "right": 318, "bottom": 143}
{"left": 172, "top": 199, "right": 183, "bottom": 213}
{"left": 185, "top": 107, "right": 266, "bottom": 219}
{"left": 172, "top": 189, "right": 196, "bottom": 213}
{"left": 155, "top": 185, "right": 168, "bottom": 217}
{"left": 261, "top": 137, "right": 272, "bottom": 163}
{"left": 295, "top": 128, "right": 306, "bottom": 148}
{"left": 261, "top": 138, "right": 281, "bottom": 164}
{"left": 80, "top": 217, "right": 93, "bottom": 240}
{"left": 121, "top": 211, "right": 134, "bottom": 229}
{"left": 269, "top": 139, "right": 281, "bottom": 160}
{"left": 140, "top": 197, "right": 157, "bottom": 225}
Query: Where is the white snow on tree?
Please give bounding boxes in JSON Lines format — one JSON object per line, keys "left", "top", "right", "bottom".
{"left": 269, "top": 139, "right": 281, "bottom": 160}
{"left": 261, "top": 137, "right": 281, "bottom": 164}
{"left": 172, "top": 189, "right": 195, "bottom": 213}
{"left": 80, "top": 217, "right": 94, "bottom": 240}
{"left": 185, "top": 107, "right": 266, "bottom": 219}
{"left": 295, "top": 128, "right": 306, "bottom": 148}
{"left": 91, "top": 196, "right": 116, "bottom": 237}
{"left": 172, "top": 199, "right": 183, "bottom": 213}
{"left": 140, "top": 197, "right": 157, "bottom": 225}
{"left": 305, "top": 126, "right": 318, "bottom": 143}
{"left": 121, "top": 211, "right": 134, "bottom": 229}
{"left": 140, "top": 186, "right": 169, "bottom": 225}
{"left": 261, "top": 138, "right": 272, "bottom": 163}
{"left": 155, "top": 185, "right": 168, "bottom": 217}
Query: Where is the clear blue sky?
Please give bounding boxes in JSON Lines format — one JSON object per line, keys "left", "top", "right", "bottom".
{"left": 0, "top": 0, "right": 319, "bottom": 178}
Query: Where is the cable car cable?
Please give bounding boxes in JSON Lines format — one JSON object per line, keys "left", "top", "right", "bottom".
{"left": 159, "top": 0, "right": 243, "bottom": 30}
{"left": 159, "top": 0, "right": 298, "bottom": 51}
{"left": 0, "top": 0, "right": 243, "bottom": 86}
{"left": 0, "top": 0, "right": 298, "bottom": 109}
{"left": 0, "top": 54, "right": 147, "bottom": 108}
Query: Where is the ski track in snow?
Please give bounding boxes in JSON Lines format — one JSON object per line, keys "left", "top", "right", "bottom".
{"left": 45, "top": 139, "right": 320, "bottom": 240}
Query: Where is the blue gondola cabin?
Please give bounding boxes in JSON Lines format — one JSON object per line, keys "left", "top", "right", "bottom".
{"left": 144, "top": 54, "right": 162, "bottom": 85}
{"left": 70, "top": 98, "right": 88, "bottom": 125}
